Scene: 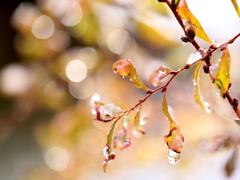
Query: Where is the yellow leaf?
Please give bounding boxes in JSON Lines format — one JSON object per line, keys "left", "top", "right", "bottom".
{"left": 193, "top": 62, "right": 211, "bottom": 113}
{"left": 177, "top": 0, "right": 212, "bottom": 43}
{"left": 113, "top": 59, "right": 149, "bottom": 90}
{"left": 215, "top": 48, "right": 231, "bottom": 96}
{"left": 231, "top": 0, "right": 240, "bottom": 17}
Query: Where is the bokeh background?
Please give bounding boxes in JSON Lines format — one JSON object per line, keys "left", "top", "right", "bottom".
{"left": 1, "top": 0, "right": 240, "bottom": 179}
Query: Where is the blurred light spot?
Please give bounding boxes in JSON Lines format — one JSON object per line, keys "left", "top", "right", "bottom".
{"left": 66, "top": 18, "right": 88, "bottom": 38}
{"left": 0, "top": 64, "right": 31, "bottom": 96}
{"left": 44, "top": 81, "right": 65, "bottom": 101}
{"left": 32, "top": 15, "right": 55, "bottom": 39}
{"left": 11, "top": 2, "right": 40, "bottom": 29}
{"left": 60, "top": 2, "right": 83, "bottom": 26}
{"left": 47, "top": 30, "right": 70, "bottom": 52}
{"left": 107, "top": 29, "right": 136, "bottom": 54}
{"left": 78, "top": 47, "right": 98, "bottom": 69}
{"left": 93, "top": 121, "right": 111, "bottom": 131}
{"left": 66, "top": 60, "right": 87, "bottom": 82}
{"left": 130, "top": 0, "right": 151, "bottom": 9}
{"left": 91, "top": 93, "right": 100, "bottom": 103}
{"left": 68, "top": 76, "right": 94, "bottom": 99}
{"left": 80, "top": 130, "right": 104, "bottom": 154}
{"left": 44, "top": 147, "right": 69, "bottom": 172}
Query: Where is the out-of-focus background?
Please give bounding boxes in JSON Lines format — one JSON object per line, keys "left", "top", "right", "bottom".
{"left": 1, "top": 0, "right": 240, "bottom": 179}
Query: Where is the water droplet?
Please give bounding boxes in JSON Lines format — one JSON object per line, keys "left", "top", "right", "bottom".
{"left": 234, "top": 118, "right": 240, "bottom": 126}
{"left": 192, "top": 79, "right": 197, "bottom": 86}
{"left": 139, "top": 113, "right": 147, "bottom": 125}
{"left": 167, "top": 149, "right": 181, "bottom": 164}
{"left": 216, "top": 90, "right": 222, "bottom": 99}
{"left": 131, "top": 128, "right": 143, "bottom": 138}
{"left": 122, "top": 76, "right": 125, "bottom": 78}
{"left": 203, "top": 101, "right": 211, "bottom": 113}
{"left": 123, "top": 115, "right": 131, "bottom": 128}
{"left": 102, "top": 146, "right": 110, "bottom": 158}
{"left": 130, "top": 78, "right": 133, "bottom": 82}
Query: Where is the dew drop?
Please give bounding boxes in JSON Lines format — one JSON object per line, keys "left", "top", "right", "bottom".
{"left": 130, "top": 78, "right": 133, "bottom": 82}
{"left": 192, "top": 79, "right": 197, "bottom": 86}
{"left": 167, "top": 149, "right": 181, "bottom": 164}
{"left": 234, "top": 118, "right": 240, "bottom": 126}
{"left": 123, "top": 115, "right": 131, "bottom": 128}
{"left": 102, "top": 146, "right": 110, "bottom": 158}
{"left": 139, "top": 113, "right": 147, "bottom": 125}
{"left": 122, "top": 76, "right": 125, "bottom": 78}
{"left": 203, "top": 101, "right": 211, "bottom": 113}
{"left": 216, "top": 90, "right": 222, "bottom": 99}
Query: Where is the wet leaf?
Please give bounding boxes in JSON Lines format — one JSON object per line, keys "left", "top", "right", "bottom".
{"left": 133, "top": 106, "right": 146, "bottom": 135}
{"left": 177, "top": 0, "right": 211, "bottom": 43}
{"left": 225, "top": 147, "right": 238, "bottom": 177}
{"left": 149, "top": 65, "right": 173, "bottom": 87}
{"left": 214, "top": 48, "right": 231, "bottom": 97}
{"left": 103, "top": 120, "right": 118, "bottom": 172}
{"left": 193, "top": 61, "right": 211, "bottom": 113}
{"left": 113, "top": 59, "right": 149, "bottom": 90}
{"left": 231, "top": 0, "right": 240, "bottom": 17}
{"left": 113, "top": 128, "right": 131, "bottom": 150}
{"left": 162, "top": 92, "right": 184, "bottom": 154}
{"left": 96, "top": 103, "right": 124, "bottom": 122}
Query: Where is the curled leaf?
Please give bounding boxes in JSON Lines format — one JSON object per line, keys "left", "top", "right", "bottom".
{"left": 96, "top": 103, "right": 124, "bottom": 122}
{"left": 103, "top": 120, "right": 118, "bottom": 172}
{"left": 177, "top": 0, "right": 211, "bottom": 43}
{"left": 133, "top": 106, "right": 147, "bottom": 136}
{"left": 231, "top": 0, "right": 240, "bottom": 17}
{"left": 149, "top": 65, "right": 173, "bottom": 87}
{"left": 193, "top": 61, "right": 211, "bottom": 113}
{"left": 162, "top": 92, "right": 184, "bottom": 159}
{"left": 214, "top": 48, "right": 231, "bottom": 97}
{"left": 113, "top": 59, "right": 149, "bottom": 90}
{"left": 113, "top": 128, "right": 131, "bottom": 150}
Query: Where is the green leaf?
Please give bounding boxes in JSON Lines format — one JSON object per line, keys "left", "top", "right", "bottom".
{"left": 113, "top": 59, "right": 149, "bottom": 90}
{"left": 107, "top": 120, "right": 118, "bottom": 152}
{"left": 193, "top": 61, "right": 211, "bottom": 113}
{"left": 149, "top": 65, "right": 173, "bottom": 87}
{"left": 177, "top": 0, "right": 211, "bottom": 43}
{"left": 231, "top": 0, "right": 240, "bottom": 17}
{"left": 214, "top": 48, "right": 231, "bottom": 97}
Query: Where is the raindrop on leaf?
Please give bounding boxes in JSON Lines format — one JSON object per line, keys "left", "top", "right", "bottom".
{"left": 123, "top": 115, "right": 131, "bottom": 128}
{"left": 234, "top": 118, "right": 240, "bottom": 126}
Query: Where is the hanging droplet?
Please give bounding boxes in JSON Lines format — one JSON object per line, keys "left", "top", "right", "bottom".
{"left": 130, "top": 78, "right": 133, "bottom": 82}
{"left": 192, "top": 79, "right": 197, "bottom": 86}
{"left": 234, "top": 118, "right": 240, "bottom": 126}
{"left": 167, "top": 149, "right": 181, "bottom": 164}
{"left": 216, "top": 90, "right": 222, "bottom": 99}
{"left": 123, "top": 115, "right": 131, "bottom": 128}
{"left": 122, "top": 76, "right": 125, "bottom": 78}
{"left": 203, "top": 101, "right": 211, "bottom": 113}
{"left": 102, "top": 146, "right": 110, "bottom": 158}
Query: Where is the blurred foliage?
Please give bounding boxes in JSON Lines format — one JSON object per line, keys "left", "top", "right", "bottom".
{"left": 0, "top": 0, "right": 240, "bottom": 180}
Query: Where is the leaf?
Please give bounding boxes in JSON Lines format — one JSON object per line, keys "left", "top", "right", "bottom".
{"left": 162, "top": 92, "right": 184, "bottom": 153}
{"left": 149, "top": 65, "right": 173, "bottom": 87}
{"left": 193, "top": 61, "right": 211, "bottom": 113}
{"left": 133, "top": 106, "right": 146, "bottom": 135}
{"left": 113, "top": 59, "right": 149, "bottom": 90}
{"left": 231, "top": 0, "right": 240, "bottom": 17}
{"left": 214, "top": 48, "right": 231, "bottom": 97}
{"left": 177, "top": 0, "right": 211, "bottom": 43}
{"left": 102, "top": 120, "right": 118, "bottom": 172}
{"left": 96, "top": 103, "right": 124, "bottom": 122}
